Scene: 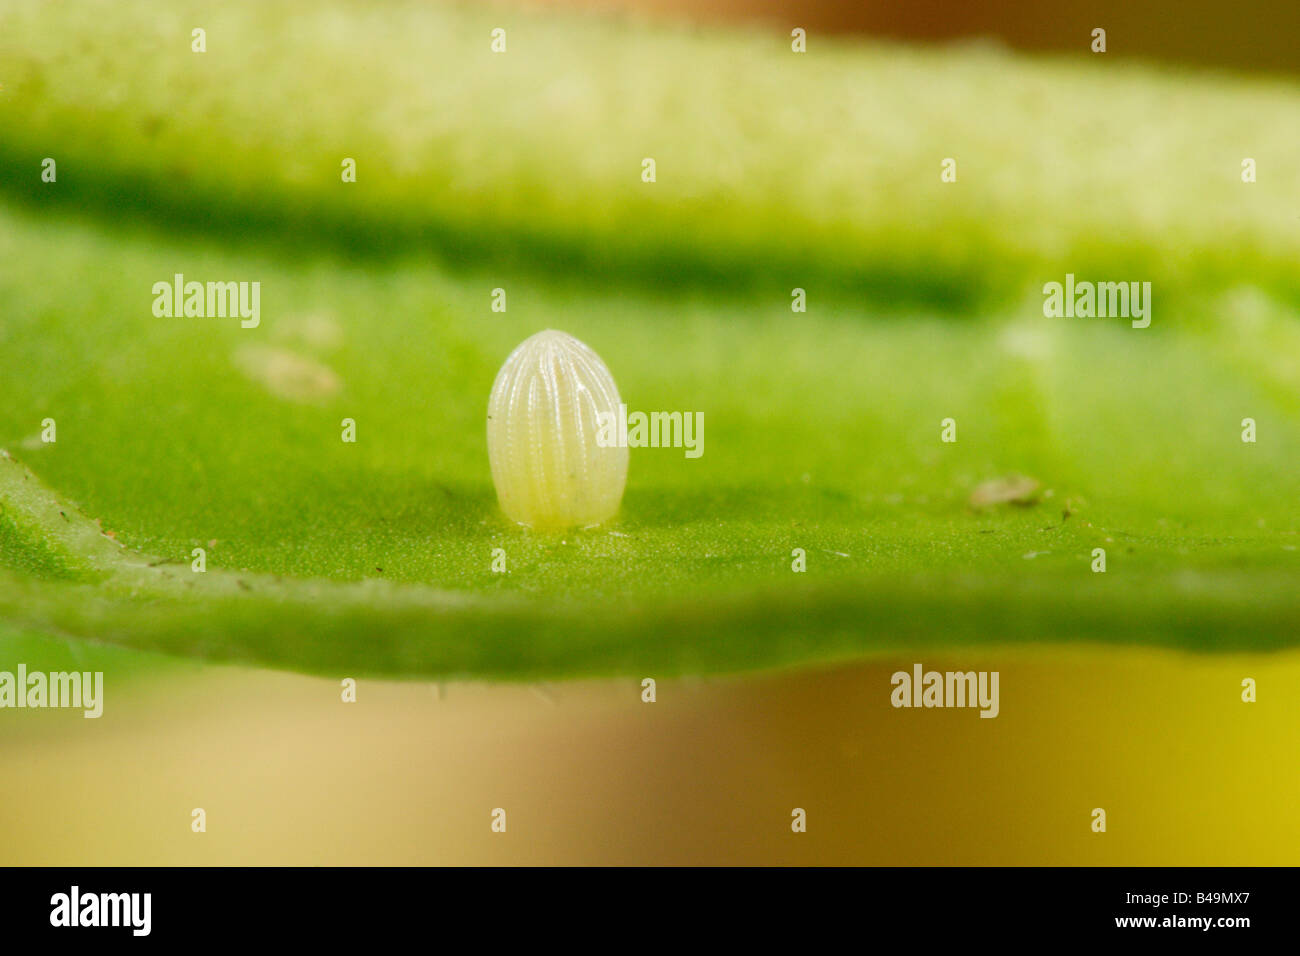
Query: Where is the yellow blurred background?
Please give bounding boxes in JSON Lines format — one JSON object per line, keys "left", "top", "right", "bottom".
{"left": 2, "top": 646, "right": 1295, "bottom": 865}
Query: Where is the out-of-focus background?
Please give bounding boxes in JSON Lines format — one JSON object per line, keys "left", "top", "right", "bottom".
{"left": 2, "top": 643, "right": 1298, "bottom": 864}
{"left": 528, "top": 0, "right": 1300, "bottom": 74}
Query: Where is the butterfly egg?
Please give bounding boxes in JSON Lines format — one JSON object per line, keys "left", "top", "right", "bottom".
{"left": 487, "top": 330, "right": 629, "bottom": 530}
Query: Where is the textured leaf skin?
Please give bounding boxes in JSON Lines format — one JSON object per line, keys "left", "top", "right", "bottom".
{"left": 0, "top": 2, "right": 1298, "bottom": 678}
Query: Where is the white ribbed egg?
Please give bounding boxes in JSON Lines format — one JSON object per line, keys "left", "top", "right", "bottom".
{"left": 487, "top": 330, "right": 628, "bottom": 530}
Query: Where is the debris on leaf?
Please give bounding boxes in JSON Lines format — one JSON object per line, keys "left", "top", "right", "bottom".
{"left": 969, "top": 475, "right": 1041, "bottom": 510}
{"left": 232, "top": 345, "right": 341, "bottom": 404}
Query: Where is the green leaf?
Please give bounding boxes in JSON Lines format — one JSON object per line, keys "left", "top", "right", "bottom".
{"left": 1, "top": 1, "right": 1297, "bottom": 678}
{"left": 4, "top": 0, "right": 1300, "bottom": 310}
